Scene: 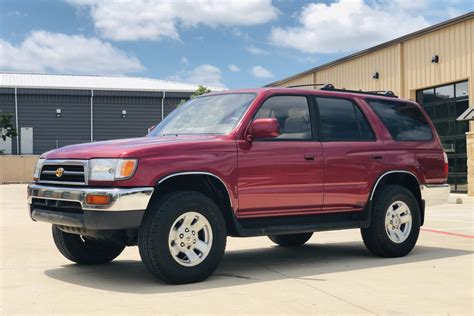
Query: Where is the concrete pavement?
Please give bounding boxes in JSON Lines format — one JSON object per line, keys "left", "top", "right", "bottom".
{"left": 1, "top": 184, "right": 473, "bottom": 315}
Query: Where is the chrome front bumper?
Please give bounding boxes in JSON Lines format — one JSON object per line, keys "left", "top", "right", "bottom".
{"left": 420, "top": 184, "right": 450, "bottom": 207}
{"left": 27, "top": 184, "right": 154, "bottom": 211}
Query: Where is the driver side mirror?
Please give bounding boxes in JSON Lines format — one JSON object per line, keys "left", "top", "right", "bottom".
{"left": 247, "top": 118, "right": 279, "bottom": 141}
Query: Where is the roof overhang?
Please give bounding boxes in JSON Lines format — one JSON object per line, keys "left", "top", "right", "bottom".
{"left": 457, "top": 106, "right": 474, "bottom": 121}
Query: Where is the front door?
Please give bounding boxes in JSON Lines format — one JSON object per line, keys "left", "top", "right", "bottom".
{"left": 237, "top": 95, "right": 324, "bottom": 218}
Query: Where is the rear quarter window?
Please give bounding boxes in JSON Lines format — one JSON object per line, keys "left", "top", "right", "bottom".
{"left": 367, "top": 99, "right": 433, "bottom": 141}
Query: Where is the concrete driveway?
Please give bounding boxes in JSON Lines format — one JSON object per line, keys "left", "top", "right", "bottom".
{"left": 1, "top": 184, "right": 473, "bottom": 315}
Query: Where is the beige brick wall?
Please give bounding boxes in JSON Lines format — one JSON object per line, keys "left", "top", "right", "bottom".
{"left": 0, "top": 155, "right": 39, "bottom": 184}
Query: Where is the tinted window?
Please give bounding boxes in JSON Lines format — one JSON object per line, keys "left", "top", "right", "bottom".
{"left": 255, "top": 96, "right": 312, "bottom": 140}
{"left": 368, "top": 99, "right": 433, "bottom": 141}
{"left": 317, "top": 97, "right": 375, "bottom": 141}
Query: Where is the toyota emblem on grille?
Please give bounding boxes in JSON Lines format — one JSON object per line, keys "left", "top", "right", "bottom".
{"left": 55, "top": 167, "right": 65, "bottom": 178}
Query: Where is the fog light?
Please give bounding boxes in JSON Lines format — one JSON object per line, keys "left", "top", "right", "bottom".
{"left": 86, "top": 194, "right": 111, "bottom": 205}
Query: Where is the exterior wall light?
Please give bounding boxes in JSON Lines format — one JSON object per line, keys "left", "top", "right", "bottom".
{"left": 56, "top": 109, "right": 62, "bottom": 118}
{"left": 431, "top": 55, "right": 439, "bottom": 63}
{"left": 121, "top": 110, "right": 127, "bottom": 118}
{"left": 372, "top": 72, "right": 379, "bottom": 79}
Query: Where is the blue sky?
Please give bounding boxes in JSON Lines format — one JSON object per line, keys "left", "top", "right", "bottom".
{"left": 1, "top": 0, "right": 472, "bottom": 89}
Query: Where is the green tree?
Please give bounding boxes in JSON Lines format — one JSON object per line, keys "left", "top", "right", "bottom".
{"left": 178, "top": 86, "right": 211, "bottom": 107}
{"left": 191, "top": 85, "right": 211, "bottom": 98}
{"left": 0, "top": 113, "right": 17, "bottom": 154}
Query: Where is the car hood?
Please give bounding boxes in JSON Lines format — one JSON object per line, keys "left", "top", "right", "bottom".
{"left": 43, "top": 135, "right": 224, "bottom": 159}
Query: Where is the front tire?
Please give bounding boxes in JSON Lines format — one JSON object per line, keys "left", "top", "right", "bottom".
{"left": 139, "top": 191, "right": 227, "bottom": 284}
{"left": 52, "top": 225, "right": 125, "bottom": 264}
{"left": 361, "top": 185, "right": 420, "bottom": 257}
{"left": 268, "top": 232, "right": 313, "bottom": 247}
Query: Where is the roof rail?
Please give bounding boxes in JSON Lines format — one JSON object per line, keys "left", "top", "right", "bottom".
{"left": 286, "top": 83, "right": 335, "bottom": 90}
{"left": 285, "top": 83, "right": 398, "bottom": 98}
{"left": 367, "top": 90, "right": 397, "bottom": 97}
{"left": 328, "top": 88, "right": 398, "bottom": 98}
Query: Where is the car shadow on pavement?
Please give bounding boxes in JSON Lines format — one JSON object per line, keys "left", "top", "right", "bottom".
{"left": 44, "top": 241, "right": 472, "bottom": 294}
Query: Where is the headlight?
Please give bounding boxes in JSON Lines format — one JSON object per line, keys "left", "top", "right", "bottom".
{"left": 89, "top": 159, "right": 138, "bottom": 181}
{"left": 33, "top": 158, "right": 45, "bottom": 180}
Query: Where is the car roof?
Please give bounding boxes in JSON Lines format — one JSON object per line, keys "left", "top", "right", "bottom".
{"left": 208, "top": 87, "right": 412, "bottom": 103}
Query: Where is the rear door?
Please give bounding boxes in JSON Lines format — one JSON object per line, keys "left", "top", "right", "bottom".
{"left": 237, "top": 95, "right": 324, "bottom": 218}
{"left": 314, "top": 96, "right": 387, "bottom": 212}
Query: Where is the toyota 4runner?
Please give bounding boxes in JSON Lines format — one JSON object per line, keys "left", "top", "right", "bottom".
{"left": 28, "top": 87, "right": 450, "bottom": 284}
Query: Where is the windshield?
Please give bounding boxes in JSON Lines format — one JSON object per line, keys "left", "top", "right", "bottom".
{"left": 148, "top": 93, "right": 256, "bottom": 136}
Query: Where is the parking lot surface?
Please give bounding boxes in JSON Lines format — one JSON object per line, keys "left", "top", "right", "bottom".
{"left": 1, "top": 184, "right": 473, "bottom": 315}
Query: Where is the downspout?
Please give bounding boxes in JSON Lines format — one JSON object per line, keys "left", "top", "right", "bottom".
{"left": 14, "top": 87, "right": 19, "bottom": 154}
{"left": 161, "top": 90, "right": 166, "bottom": 121}
{"left": 90, "top": 89, "right": 94, "bottom": 142}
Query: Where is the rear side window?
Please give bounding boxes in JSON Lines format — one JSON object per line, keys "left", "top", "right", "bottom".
{"left": 316, "top": 97, "right": 375, "bottom": 141}
{"left": 367, "top": 99, "right": 433, "bottom": 141}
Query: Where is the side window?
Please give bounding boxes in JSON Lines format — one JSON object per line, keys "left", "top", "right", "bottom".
{"left": 354, "top": 105, "right": 376, "bottom": 141}
{"left": 255, "top": 96, "right": 312, "bottom": 140}
{"left": 367, "top": 99, "right": 433, "bottom": 141}
{"left": 317, "top": 97, "right": 375, "bottom": 141}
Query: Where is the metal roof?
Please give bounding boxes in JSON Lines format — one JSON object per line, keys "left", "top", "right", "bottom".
{"left": 0, "top": 72, "right": 225, "bottom": 92}
{"left": 266, "top": 11, "right": 474, "bottom": 87}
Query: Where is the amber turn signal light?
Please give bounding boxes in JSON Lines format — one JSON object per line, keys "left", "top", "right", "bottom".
{"left": 86, "top": 194, "right": 111, "bottom": 205}
{"left": 120, "top": 160, "right": 136, "bottom": 178}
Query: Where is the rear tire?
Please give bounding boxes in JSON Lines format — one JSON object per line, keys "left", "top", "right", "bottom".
{"left": 52, "top": 225, "right": 125, "bottom": 264}
{"left": 361, "top": 185, "right": 420, "bottom": 257}
{"left": 139, "top": 191, "right": 227, "bottom": 284}
{"left": 268, "top": 232, "right": 313, "bottom": 247}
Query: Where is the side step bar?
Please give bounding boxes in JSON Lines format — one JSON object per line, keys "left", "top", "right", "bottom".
{"left": 231, "top": 206, "right": 371, "bottom": 237}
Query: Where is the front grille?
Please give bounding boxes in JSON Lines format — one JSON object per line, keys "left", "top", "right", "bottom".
{"left": 39, "top": 163, "right": 86, "bottom": 185}
{"left": 31, "top": 198, "right": 83, "bottom": 214}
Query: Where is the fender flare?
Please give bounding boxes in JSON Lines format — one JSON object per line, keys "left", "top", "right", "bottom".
{"left": 156, "top": 171, "right": 234, "bottom": 209}
{"left": 369, "top": 170, "right": 420, "bottom": 201}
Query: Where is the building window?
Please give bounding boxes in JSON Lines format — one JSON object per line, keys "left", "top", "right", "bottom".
{"left": 416, "top": 80, "right": 469, "bottom": 193}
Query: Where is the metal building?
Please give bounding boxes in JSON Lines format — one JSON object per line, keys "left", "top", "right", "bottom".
{"left": 267, "top": 12, "right": 474, "bottom": 195}
{"left": 0, "top": 73, "right": 223, "bottom": 155}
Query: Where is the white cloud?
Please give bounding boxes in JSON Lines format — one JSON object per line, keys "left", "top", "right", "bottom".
{"left": 270, "top": 0, "right": 430, "bottom": 54}
{"left": 251, "top": 66, "right": 273, "bottom": 79}
{"left": 0, "top": 31, "right": 144, "bottom": 74}
{"left": 181, "top": 57, "right": 189, "bottom": 65}
{"left": 228, "top": 64, "right": 240, "bottom": 72}
{"left": 169, "top": 64, "right": 226, "bottom": 88}
{"left": 247, "top": 45, "right": 270, "bottom": 55}
{"left": 7, "top": 11, "right": 28, "bottom": 17}
{"left": 68, "top": 0, "right": 279, "bottom": 41}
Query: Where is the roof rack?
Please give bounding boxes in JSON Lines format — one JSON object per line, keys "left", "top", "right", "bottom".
{"left": 286, "top": 83, "right": 398, "bottom": 98}
{"left": 286, "top": 83, "right": 335, "bottom": 90}
{"left": 366, "top": 90, "right": 397, "bottom": 97}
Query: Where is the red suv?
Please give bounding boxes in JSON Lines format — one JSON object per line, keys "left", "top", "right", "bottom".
{"left": 28, "top": 87, "right": 449, "bottom": 284}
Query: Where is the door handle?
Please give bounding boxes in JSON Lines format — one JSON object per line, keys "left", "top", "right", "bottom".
{"left": 304, "top": 153, "right": 316, "bottom": 161}
{"left": 373, "top": 155, "right": 383, "bottom": 160}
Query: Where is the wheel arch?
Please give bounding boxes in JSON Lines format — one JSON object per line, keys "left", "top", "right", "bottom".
{"left": 152, "top": 172, "right": 238, "bottom": 235}
{"left": 369, "top": 170, "right": 425, "bottom": 225}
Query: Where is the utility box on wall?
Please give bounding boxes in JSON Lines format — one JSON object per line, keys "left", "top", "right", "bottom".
{"left": 20, "top": 127, "right": 33, "bottom": 154}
